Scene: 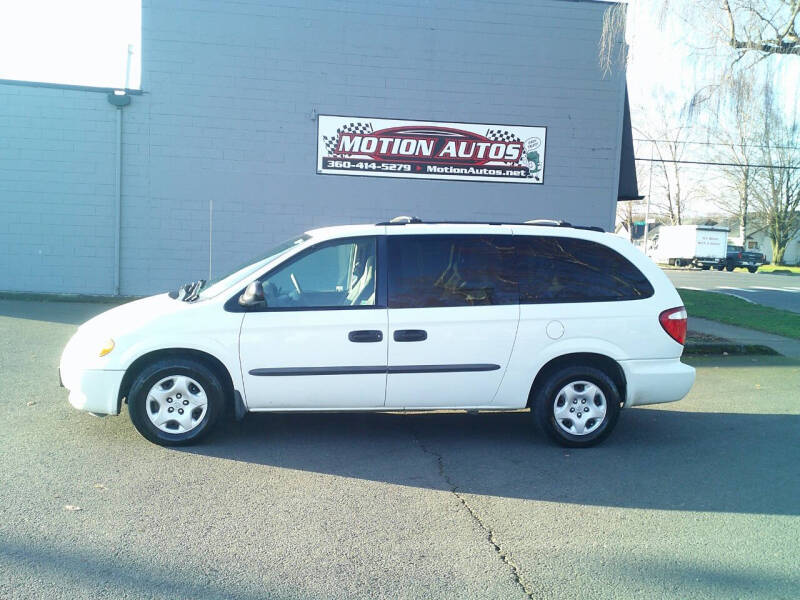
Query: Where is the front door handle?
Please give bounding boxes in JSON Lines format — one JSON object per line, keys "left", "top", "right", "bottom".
{"left": 393, "top": 329, "right": 427, "bottom": 342}
{"left": 348, "top": 330, "right": 383, "bottom": 343}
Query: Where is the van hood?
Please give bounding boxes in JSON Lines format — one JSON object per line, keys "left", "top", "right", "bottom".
{"left": 79, "top": 293, "right": 188, "bottom": 336}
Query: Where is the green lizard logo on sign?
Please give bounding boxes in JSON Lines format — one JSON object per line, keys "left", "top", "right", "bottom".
{"left": 522, "top": 137, "right": 543, "bottom": 176}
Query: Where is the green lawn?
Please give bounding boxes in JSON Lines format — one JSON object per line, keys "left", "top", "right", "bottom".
{"left": 757, "top": 264, "right": 800, "bottom": 275}
{"left": 678, "top": 288, "right": 800, "bottom": 340}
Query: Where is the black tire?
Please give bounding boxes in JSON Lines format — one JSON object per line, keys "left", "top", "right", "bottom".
{"left": 748, "top": 266, "right": 758, "bottom": 273}
{"left": 127, "top": 357, "right": 225, "bottom": 446}
{"left": 701, "top": 265, "right": 710, "bottom": 270}
{"left": 726, "top": 265, "right": 735, "bottom": 272}
{"left": 533, "top": 365, "right": 621, "bottom": 448}
{"left": 715, "top": 265, "right": 725, "bottom": 271}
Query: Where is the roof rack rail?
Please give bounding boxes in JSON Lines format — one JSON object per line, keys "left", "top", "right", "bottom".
{"left": 523, "top": 219, "right": 605, "bottom": 233}
{"left": 374, "top": 217, "right": 605, "bottom": 233}
{"left": 377, "top": 215, "right": 423, "bottom": 225}
{"left": 524, "top": 219, "right": 570, "bottom": 227}
{"left": 572, "top": 224, "right": 606, "bottom": 233}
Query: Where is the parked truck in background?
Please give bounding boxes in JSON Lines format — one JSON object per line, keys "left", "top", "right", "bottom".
{"left": 724, "top": 244, "right": 766, "bottom": 273}
{"left": 649, "top": 225, "right": 729, "bottom": 270}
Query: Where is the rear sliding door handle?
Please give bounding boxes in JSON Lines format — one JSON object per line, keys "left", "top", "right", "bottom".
{"left": 393, "top": 329, "right": 427, "bottom": 342}
{"left": 348, "top": 330, "right": 383, "bottom": 343}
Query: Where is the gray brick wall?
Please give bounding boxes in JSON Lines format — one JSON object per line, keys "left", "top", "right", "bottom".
{"left": 0, "top": 84, "right": 118, "bottom": 294}
{"left": 0, "top": 0, "right": 626, "bottom": 296}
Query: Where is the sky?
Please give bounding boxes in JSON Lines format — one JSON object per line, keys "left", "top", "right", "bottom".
{"left": 625, "top": 1, "right": 799, "bottom": 121}
{"left": 621, "top": 0, "right": 800, "bottom": 221}
{"left": 0, "top": 0, "right": 141, "bottom": 89}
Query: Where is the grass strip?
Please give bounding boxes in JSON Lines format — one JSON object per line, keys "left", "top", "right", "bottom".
{"left": 679, "top": 288, "right": 800, "bottom": 341}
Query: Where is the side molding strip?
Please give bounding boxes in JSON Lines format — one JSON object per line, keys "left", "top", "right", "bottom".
{"left": 249, "top": 366, "right": 386, "bottom": 376}
{"left": 248, "top": 364, "right": 500, "bottom": 376}
{"left": 389, "top": 364, "right": 500, "bottom": 374}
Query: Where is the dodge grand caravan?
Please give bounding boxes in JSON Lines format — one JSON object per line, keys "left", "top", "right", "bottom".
{"left": 60, "top": 217, "right": 695, "bottom": 447}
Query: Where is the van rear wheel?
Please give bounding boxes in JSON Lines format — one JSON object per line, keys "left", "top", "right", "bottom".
{"left": 533, "top": 366, "right": 621, "bottom": 447}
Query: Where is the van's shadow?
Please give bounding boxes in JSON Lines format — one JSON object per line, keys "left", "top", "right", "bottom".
{"left": 184, "top": 408, "right": 800, "bottom": 516}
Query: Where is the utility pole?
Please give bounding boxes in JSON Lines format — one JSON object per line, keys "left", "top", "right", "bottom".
{"left": 643, "top": 141, "right": 654, "bottom": 255}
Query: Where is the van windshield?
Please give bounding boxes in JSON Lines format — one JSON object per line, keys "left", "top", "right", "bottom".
{"left": 197, "top": 234, "right": 312, "bottom": 299}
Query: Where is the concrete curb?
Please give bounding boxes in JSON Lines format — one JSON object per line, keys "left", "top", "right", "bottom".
{"left": 683, "top": 342, "right": 778, "bottom": 356}
{"left": 689, "top": 317, "right": 800, "bottom": 359}
{"left": 0, "top": 291, "right": 141, "bottom": 305}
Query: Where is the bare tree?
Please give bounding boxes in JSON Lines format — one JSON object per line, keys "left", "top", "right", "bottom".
{"left": 721, "top": 0, "right": 800, "bottom": 57}
{"left": 637, "top": 122, "right": 705, "bottom": 226}
{"left": 711, "top": 128, "right": 757, "bottom": 242}
{"left": 708, "top": 78, "right": 763, "bottom": 241}
{"left": 752, "top": 109, "right": 800, "bottom": 263}
{"left": 601, "top": 0, "right": 800, "bottom": 73}
{"left": 616, "top": 198, "right": 635, "bottom": 240}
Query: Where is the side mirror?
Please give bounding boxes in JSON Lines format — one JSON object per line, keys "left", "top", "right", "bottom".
{"left": 238, "top": 281, "right": 266, "bottom": 308}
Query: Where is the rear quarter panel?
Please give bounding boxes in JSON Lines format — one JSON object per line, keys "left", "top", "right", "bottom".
{"left": 494, "top": 230, "right": 685, "bottom": 407}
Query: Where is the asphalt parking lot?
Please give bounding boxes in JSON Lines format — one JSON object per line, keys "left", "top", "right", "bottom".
{"left": 1, "top": 299, "right": 799, "bottom": 599}
{"left": 666, "top": 269, "right": 800, "bottom": 313}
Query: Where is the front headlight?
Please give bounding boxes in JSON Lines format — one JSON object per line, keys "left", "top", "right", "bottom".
{"left": 98, "top": 338, "right": 115, "bottom": 357}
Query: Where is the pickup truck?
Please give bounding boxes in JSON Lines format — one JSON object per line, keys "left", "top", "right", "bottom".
{"left": 724, "top": 245, "right": 766, "bottom": 273}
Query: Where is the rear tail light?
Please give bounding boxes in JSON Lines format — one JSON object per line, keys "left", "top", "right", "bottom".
{"left": 659, "top": 307, "right": 688, "bottom": 345}
{"left": 738, "top": 252, "right": 742, "bottom": 259}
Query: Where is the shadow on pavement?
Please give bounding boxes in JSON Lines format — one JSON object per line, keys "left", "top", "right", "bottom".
{"left": 184, "top": 408, "right": 799, "bottom": 517}
{"left": 608, "top": 558, "right": 799, "bottom": 598}
{"left": 0, "top": 539, "right": 288, "bottom": 600}
{"left": 0, "top": 299, "right": 117, "bottom": 326}
{"left": 3, "top": 535, "right": 796, "bottom": 600}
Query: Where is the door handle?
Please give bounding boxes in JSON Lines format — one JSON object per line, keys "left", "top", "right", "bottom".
{"left": 348, "top": 330, "right": 383, "bottom": 343}
{"left": 393, "top": 329, "right": 427, "bottom": 342}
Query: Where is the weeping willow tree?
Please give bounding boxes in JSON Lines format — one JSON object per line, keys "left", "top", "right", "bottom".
{"left": 601, "top": 0, "right": 800, "bottom": 76}
{"left": 600, "top": 0, "right": 799, "bottom": 115}
{"left": 602, "top": 1, "right": 799, "bottom": 263}
{"left": 752, "top": 105, "right": 800, "bottom": 265}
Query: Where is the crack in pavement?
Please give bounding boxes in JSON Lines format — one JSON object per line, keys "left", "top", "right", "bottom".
{"left": 412, "top": 429, "right": 537, "bottom": 600}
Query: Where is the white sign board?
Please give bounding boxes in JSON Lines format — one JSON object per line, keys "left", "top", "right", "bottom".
{"left": 317, "top": 115, "right": 546, "bottom": 184}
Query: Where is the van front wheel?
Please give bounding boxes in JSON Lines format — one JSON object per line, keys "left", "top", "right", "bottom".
{"left": 533, "top": 366, "right": 621, "bottom": 447}
{"left": 127, "top": 358, "right": 225, "bottom": 446}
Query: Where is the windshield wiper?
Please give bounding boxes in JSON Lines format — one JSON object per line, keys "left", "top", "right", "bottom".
{"left": 170, "top": 279, "right": 206, "bottom": 302}
{"left": 184, "top": 279, "right": 206, "bottom": 302}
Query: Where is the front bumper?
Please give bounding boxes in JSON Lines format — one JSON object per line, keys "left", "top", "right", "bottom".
{"left": 620, "top": 358, "right": 695, "bottom": 407}
{"left": 62, "top": 368, "right": 125, "bottom": 415}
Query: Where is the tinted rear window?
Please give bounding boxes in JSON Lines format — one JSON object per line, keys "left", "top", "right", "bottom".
{"left": 516, "top": 236, "right": 653, "bottom": 303}
{"left": 388, "top": 235, "right": 516, "bottom": 308}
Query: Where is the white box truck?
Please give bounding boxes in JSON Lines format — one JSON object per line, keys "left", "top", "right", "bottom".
{"left": 650, "top": 225, "right": 729, "bottom": 269}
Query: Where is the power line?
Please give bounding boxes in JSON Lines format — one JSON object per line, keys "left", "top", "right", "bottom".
{"left": 634, "top": 157, "right": 800, "bottom": 169}
{"left": 634, "top": 138, "right": 800, "bottom": 151}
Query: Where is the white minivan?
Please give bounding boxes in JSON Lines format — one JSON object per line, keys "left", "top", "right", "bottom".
{"left": 60, "top": 218, "right": 695, "bottom": 448}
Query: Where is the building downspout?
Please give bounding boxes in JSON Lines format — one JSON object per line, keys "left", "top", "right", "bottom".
{"left": 107, "top": 92, "right": 131, "bottom": 295}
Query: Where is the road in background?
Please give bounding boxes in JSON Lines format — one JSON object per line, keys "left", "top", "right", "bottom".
{"left": 1, "top": 299, "right": 799, "bottom": 599}
{"left": 666, "top": 269, "right": 800, "bottom": 313}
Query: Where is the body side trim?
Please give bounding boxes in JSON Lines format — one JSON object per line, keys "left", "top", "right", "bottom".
{"left": 248, "top": 364, "right": 500, "bottom": 376}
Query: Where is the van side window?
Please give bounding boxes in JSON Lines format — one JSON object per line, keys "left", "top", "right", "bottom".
{"left": 388, "top": 235, "right": 517, "bottom": 308}
{"left": 516, "top": 236, "right": 654, "bottom": 303}
{"left": 261, "top": 237, "right": 377, "bottom": 308}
